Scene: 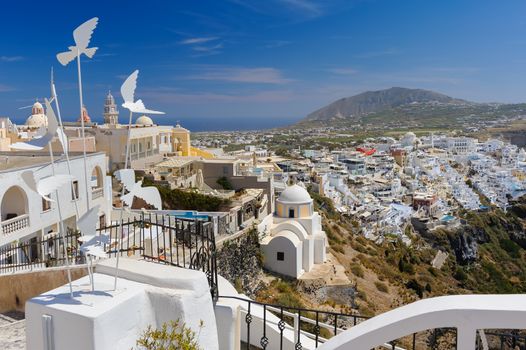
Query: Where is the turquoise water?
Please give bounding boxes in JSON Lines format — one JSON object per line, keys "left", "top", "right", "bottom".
{"left": 169, "top": 211, "right": 210, "bottom": 220}
{"left": 440, "top": 215, "right": 455, "bottom": 222}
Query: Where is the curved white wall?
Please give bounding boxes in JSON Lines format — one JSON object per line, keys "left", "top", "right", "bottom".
{"left": 318, "top": 294, "right": 526, "bottom": 350}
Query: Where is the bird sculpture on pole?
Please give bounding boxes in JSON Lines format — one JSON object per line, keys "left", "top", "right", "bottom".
{"left": 16, "top": 99, "right": 76, "bottom": 298}
{"left": 113, "top": 70, "right": 164, "bottom": 290}
{"left": 56, "top": 17, "right": 99, "bottom": 212}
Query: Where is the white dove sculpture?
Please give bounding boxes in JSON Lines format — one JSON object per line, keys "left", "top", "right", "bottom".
{"left": 56, "top": 17, "right": 98, "bottom": 66}
{"left": 78, "top": 206, "right": 110, "bottom": 259}
{"left": 21, "top": 170, "right": 75, "bottom": 202}
{"left": 11, "top": 99, "right": 60, "bottom": 151}
{"left": 80, "top": 234, "right": 110, "bottom": 259}
{"left": 121, "top": 70, "right": 165, "bottom": 115}
{"left": 77, "top": 205, "right": 100, "bottom": 240}
{"left": 115, "top": 169, "right": 162, "bottom": 210}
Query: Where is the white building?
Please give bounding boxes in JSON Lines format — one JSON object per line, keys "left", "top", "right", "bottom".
{"left": 0, "top": 152, "right": 111, "bottom": 249}
{"left": 259, "top": 184, "right": 327, "bottom": 278}
{"left": 400, "top": 131, "right": 417, "bottom": 148}
{"left": 446, "top": 137, "right": 476, "bottom": 155}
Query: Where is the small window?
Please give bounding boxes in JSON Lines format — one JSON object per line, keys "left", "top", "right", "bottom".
{"left": 277, "top": 252, "right": 284, "bottom": 261}
{"left": 71, "top": 181, "right": 79, "bottom": 200}
{"left": 288, "top": 208, "right": 295, "bottom": 218}
{"left": 42, "top": 197, "right": 51, "bottom": 211}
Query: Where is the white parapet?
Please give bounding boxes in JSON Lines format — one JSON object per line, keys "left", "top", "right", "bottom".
{"left": 25, "top": 258, "right": 219, "bottom": 350}
{"left": 318, "top": 294, "right": 526, "bottom": 350}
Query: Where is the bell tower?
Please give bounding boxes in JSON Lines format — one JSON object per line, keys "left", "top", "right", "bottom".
{"left": 103, "top": 91, "right": 119, "bottom": 125}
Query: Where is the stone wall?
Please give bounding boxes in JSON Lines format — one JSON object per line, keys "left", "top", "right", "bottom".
{"left": 0, "top": 266, "right": 87, "bottom": 313}
{"left": 216, "top": 229, "right": 264, "bottom": 297}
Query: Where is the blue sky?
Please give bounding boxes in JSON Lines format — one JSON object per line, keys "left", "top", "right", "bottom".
{"left": 1, "top": 0, "right": 526, "bottom": 131}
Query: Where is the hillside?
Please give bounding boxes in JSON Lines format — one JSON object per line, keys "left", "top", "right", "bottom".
{"left": 296, "top": 87, "right": 526, "bottom": 130}
{"left": 304, "top": 87, "right": 468, "bottom": 122}
{"left": 253, "top": 189, "right": 526, "bottom": 312}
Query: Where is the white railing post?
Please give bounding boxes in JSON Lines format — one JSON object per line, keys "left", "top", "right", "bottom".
{"left": 294, "top": 312, "right": 299, "bottom": 344}
{"left": 457, "top": 327, "right": 476, "bottom": 350}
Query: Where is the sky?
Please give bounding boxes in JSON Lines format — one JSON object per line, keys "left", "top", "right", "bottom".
{"left": 1, "top": 0, "right": 526, "bottom": 131}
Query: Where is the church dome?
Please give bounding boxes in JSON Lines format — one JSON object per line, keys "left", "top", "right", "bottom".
{"left": 31, "top": 101, "right": 44, "bottom": 115}
{"left": 25, "top": 102, "right": 48, "bottom": 127}
{"left": 136, "top": 115, "right": 154, "bottom": 126}
{"left": 78, "top": 105, "right": 91, "bottom": 123}
{"left": 26, "top": 114, "right": 48, "bottom": 127}
{"left": 277, "top": 184, "right": 312, "bottom": 204}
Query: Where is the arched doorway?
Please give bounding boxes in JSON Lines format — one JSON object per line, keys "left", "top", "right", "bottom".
{"left": 1, "top": 186, "right": 28, "bottom": 221}
{"left": 1, "top": 186, "right": 30, "bottom": 236}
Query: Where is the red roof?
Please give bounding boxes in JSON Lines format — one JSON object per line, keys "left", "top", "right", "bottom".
{"left": 356, "top": 147, "right": 376, "bottom": 156}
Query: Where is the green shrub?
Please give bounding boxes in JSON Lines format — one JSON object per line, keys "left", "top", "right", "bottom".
{"left": 135, "top": 319, "right": 203, "bottom": 350}
{"left": 499, "top": 238, "right": 521, "bottom": 258}
{"left": 350, "top": 263, "right": 365, "bottom": 278}
{"left": 453, "top": 267, "right": 467, "bottom": 282}
{"left": 216, "top": 176, "right": 233, "bottom": 190}
{"left": 374, "top": 281, "right": 389, "bottom": 293}
{"left": 398, "top": 259, "right": 415, "bottom": 274}
{"left": 406, "top": 279, "right": 424, "bottom": 298}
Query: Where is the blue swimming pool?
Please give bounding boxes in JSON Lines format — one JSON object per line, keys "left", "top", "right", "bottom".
{"left": 440, "top": 215, "right": 455, "bottom": 222}
{"left": 169, "top": 211, "right": 210, "bottom": 220}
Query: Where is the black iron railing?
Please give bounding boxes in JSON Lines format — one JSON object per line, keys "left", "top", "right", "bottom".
{"left": 371, "top": 327, "right": 526, "bottom": 350}
{"left": 0, "top": 213, "right": 218, "bottom": 298}
{"left": 218, "top": 295, "right": 369, "bottom": 350}
{"left": 481, "top": 330, "right": 526, "bottom": 349}
{"left": 0, "top": 230, "right": 85, "bottom": 273}
{"left": 100, "top": 212, "right": 218, "bottom": 298}
{"left": 216, "top": 297, "right": 526, "bottom": 350}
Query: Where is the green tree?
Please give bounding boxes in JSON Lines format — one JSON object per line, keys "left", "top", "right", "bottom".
{"left": 216, "top": 176, "right": 233, "bottom": 190}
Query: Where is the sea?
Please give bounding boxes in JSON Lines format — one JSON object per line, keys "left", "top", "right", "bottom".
{"left": 10, "top": 115, "right": 299, "bottom": 132}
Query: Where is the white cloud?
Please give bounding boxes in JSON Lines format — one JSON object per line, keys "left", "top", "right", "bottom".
{"left": 179, "top": 37, "right": 219, "bottom": 45}
{"left": 353, "top": 49, "right": 399, "bottom": 59}
{"left": 327, "top": 67, "right": 358, "bottom": 75}
{"left": 0, "top": 56, "right": 24, "bottom": 62}
{"left": 191, "top": 43, "right": 224, "bottom": 52}
{"left": 188, "top": 67, "right": 292, "bottom": 84}
{"left": 277, "top": 0, "right": 322, "bottom": 16}
{"left": 141, "top": 87, "right": 294, "bottom": 103}
{"left": 0, "top": 84, "right": 15, "bottom": 92}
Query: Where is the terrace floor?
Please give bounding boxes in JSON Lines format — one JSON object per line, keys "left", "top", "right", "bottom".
{"left": 0, "top": 311, "right": 25, "bottom": 350}
{"left": 299, "top": 253, "right": 351, "bottom": 286}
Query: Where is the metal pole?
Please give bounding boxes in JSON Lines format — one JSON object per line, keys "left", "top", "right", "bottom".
{"left": 114, "top": 109, "right": 134, "bottom": 290}
{"left": 76, "top": 49, "right": 90, "bottom": 212}
{"left": 48, "top": 147, "right": 73, "bottom": 298}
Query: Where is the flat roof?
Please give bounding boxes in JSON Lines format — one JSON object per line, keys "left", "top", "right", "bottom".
{"left": 0, "top": 151, "right": 105, "bottom": 173}
{"left": 155, "top": 156, "right": 201, "bottom": 168}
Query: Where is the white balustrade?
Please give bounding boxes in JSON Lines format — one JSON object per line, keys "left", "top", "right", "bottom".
{"left": 92, "top": 187, "right": 104, "bottom": 200}
{"left": 1, "top": 214, "right": 29, "bottom": 236}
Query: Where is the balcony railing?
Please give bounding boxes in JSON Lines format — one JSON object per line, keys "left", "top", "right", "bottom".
{"left": 92, "top": 187, "right": 104, "bottom": 200}
{"left": 1, "top": 214, "right": 29, "bottom": 236}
